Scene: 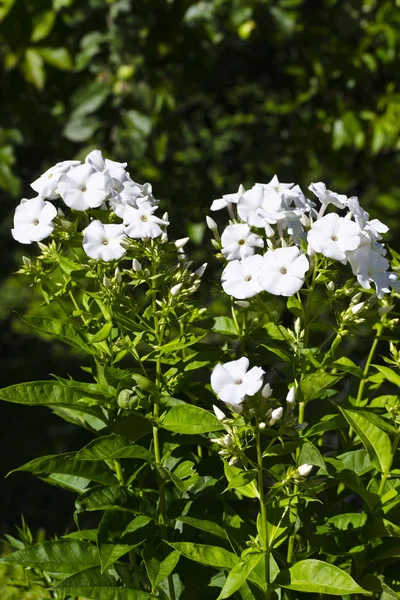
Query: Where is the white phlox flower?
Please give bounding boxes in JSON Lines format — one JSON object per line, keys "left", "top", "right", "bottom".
{"left": 82, "top": 220, "right": 127, "bottom": 261}
{"left": 58, "top": 164, "right": 109, "bottom": 211}
{"left": 258, "top": 246, "right": 309, "bottom": 297}
{"left": 12, "top": 197, "right": 57, "bottom": 244}
{"left": 211, "top": 356, "right": 264, "bottom": 406}
{"left": 31, "top": 160, "right": 81, "bottom": 199}
{"left": 238, "top": 183, "right": 286, "bottom": 228}
{"left": 85, "top": 149, "right": 127, "bottom": 176}
{"left": 308, "top": 182, "right": 348, "bottom": 213}
{"left": 221, "top": 254, "right": 263, "bottom": 299}
{"left": 211, "top": 184, "right": 245, "bottom": 211}
{"left": 349, "top": 245, "right": 397, "bottom": 299}
{"left": 347, "top": 197, "right": 389, "bottom": 241}
{"left": 307, "top": 213, "right": 361, "bottom": 262}
{"left": 221, "top": 223, "right": 264, "bottom": 260}
{"left": 109, "top": 177, "right": 144, "bottom": 211}
{"left": 118, "top": 201, "right": 169, "bottom": 239}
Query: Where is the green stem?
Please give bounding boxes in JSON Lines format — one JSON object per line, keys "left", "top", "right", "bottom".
{"left": 151, "top": 270, "right": 175, "bottom": 600}
{"left": 287, "top": 401, "right": 305, "bottom": 565}
{"left": 355, "top": 322, "right": 384, "bottom": 407}
{"left": 114, "top": 458, "right": 124, "bottom": 485}
{"left": 256, "top": 431, "right": 270, "bottom": 600}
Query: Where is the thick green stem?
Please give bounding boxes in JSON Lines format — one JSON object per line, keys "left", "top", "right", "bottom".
{"left": 256, "top": 432, "right": 270, "bottom": 600}
{"left": 355, "top": 323, "right": 384, "bottom": 407}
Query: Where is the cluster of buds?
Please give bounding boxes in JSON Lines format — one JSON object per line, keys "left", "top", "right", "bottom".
{"left": 210, "top": 417, "right": 242, "bottom": 467}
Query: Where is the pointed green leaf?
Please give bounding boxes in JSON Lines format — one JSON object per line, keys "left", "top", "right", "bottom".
{"left": 372, "top": 364, "right": 400, "bottom": 387}
{"left": 154, "top": 551, "right": 180, "bottom": 587}
{"left": 76, "top": 485, "right": 130, "bottom": 513}
{"left": 168, "top": 542, "right": 239, "bottom": 569}
{"left": 340, "top": 408, "right": 392, "bottom": 473}
{"left": 54, "top": 564, "right": 152, "bottom": 599}
{"left": 20, "top": 316, "right": 91, "bottom": 353}
{"left": 0, "top": 540, "right": 99, "bottom": 573}
{"left": 274, "top": 559, "right": 371, "bottom": 595}
{"left": 224, "top": 463, "right": 259, "bottom": 499}
{"left": 76, "top": 434, "right": 154, "bottom": 463}
{"left": 0, "top": 380, "right": 98, "bottom": 408}
{"left": 89, "top": 322, "right": 113, "bottom": 344}
{"left": 160, "top": 404, "right": 223, "bottom": 434}
{"left": 218, "top": 553, "right": 263, "bottom": 599}
{"left": 178, "top": 516, "right": 227, "bottom": 539}
{"left": 11, "top": 452, "right": 116, "bottom": 485}
{"left": 298, "top": 441, "right": 325, "bottom": 469}
{"left": 299, "top": 371, "right": 341, "bottom": 402}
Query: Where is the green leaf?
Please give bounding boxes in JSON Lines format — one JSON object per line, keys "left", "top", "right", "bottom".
{"left": 168, "top": 542, "right": 239, "bottom": 569}
{"left": 336, "top": 449, "right": 373, "bottom": 475}
{"left": 0, "top": 539, "right": 99, "bottom": 573}
{"left": 71, "top": 81, "right": 110, "bottom": 117}
{"left": 21, "top": 316, "right": 91, "bottom": 353}
{"left": 0, "top": 0, "right": 16, "bottom": 21}
{"left": 160, "top": 404, "right": 223, "bottom": 434}
{"left": 340, "top": 408, "right": 392, "bottom": 473}
{"left": 11, "top": 452, "right": 116, "bottom": 485}
{"left": 224, "top": 463, "right": 259, "bottom": 499}
{"left": 225, "top": 470, "right": 257, "bottom": 492}
{"left": 336, "top": 469, "right": 380, "bottom": 512}
{"left": 316, "top": 512, "right": 367, "bottom": 534}
{"left": 218, "top": 553, "right": 264, "bottom": 599}
{"left": 54, "top": 564, "right": 152, "bottom": 599}
{"left": 299, "top": 371, "right": 341, "bottom": 402}
{"left": 0, "top": 380, "right": 96, "bottom": 407}
{"left": 369, "top": 517, "right": 400, "bottom": 538}
{"left": 298, "top": 441, "right": 325, "bottom": 469}
{"left": 64, "top": 115, "right": 100, "bottom": 142}
{"left": 22, "top": 48, "right": 45, "bottom": 89}
{"left": 39, "top": 47, "right": 72, "bottom": 70}
{"left": 154, "top": 551, "right": 181, "bottom": 587}
{"left": 89, "top": 322, "right": 113, "bottom": 343}
{"left": 76, "top": 434, "right": 154, "bottom": 463}
{"left": 76, "top": 485, "right": 131, "bottom": 513}
{"left": 178, "top": 516, "right": 227, "bottom": 539}
{"left": 332, "top": 357, "right": 363, "bottom": 378}
{"left": 212, "top": 316, "right": 238, "bottom": 336}
{"left": 274, "top": 559, "right": 371, "bottom": 595}
{"left": 306, "top": 413, "right": 347, "bottom": 436}
{"left": 372, "top": 364, "right": 400, "bottom": 387}
{"left": 31, "top": 11, "right": 56, "bottom": 42}
{"left": 114, "top": 414, "right": 153, "bottom": 441}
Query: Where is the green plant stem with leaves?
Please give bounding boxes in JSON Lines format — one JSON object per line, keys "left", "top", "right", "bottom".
{"left": 256, "top": 431, "right": 270, "bottom": 599}
{"left": 356, "top": 322, "right": 384, "bottom": 407}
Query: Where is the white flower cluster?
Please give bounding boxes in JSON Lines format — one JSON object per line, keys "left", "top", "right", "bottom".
{"left": 11, "top": 150, "right": 168, "bottom": 262}
{"left": 210, "top": 177, "right": 397, "bottom": 299}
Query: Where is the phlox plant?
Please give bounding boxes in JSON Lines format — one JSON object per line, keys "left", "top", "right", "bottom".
{"left": 2, "top": 152, "right": 400, "bottom": 600}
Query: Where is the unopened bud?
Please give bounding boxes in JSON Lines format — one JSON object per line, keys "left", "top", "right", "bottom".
{"left": 161, "top": 231, "right": 168, "bottom": 242}
{"left": 326, "top": 281, "right": 335, "bottom": 292}
{"left": 170, "top": 283, "right": 182, "bottom": 297}
{"left": 269, "top": 407, "right": 283, "bottom": 426}
{"left": 350, "top": 302, "right": 364, "bottom": 315}
{"left": 195, "top": 263, "right": 207, "bottom": 278}
{"left": 286, "top": 387, "right": 296, "bottom": 406}
{"left": 175, "top": 237, "right": 190, "bottom": 250}
{"left": 22, "top": 256, "right": 31, "bottom": 267}
{"left": 228, "top": 456, "right": 239, "bottom": 466}
{"left": 265, "top": 223, "right": 275, "bottom": 238}
{"left": 132, "top": 259, "right": 142, "bottom": 272}
{"left": 259, "top": 422, "right": 266, "bottom": 430}
{"left": 114, "top": 266, "right": 121, "bottom": 282}
{"left": 206, "top": 216, "right": 218, "bottom": 232}
{"left": 294, "top": 317, "right": 301, "bottom": 337}
{"left": 261, "top": 383, "right": 273, "bottom": 398}
{"left": 57, "top": 207, "right": 65, "bottom": 217}
{"left": 235, "top": 300, "right": 250, "bottom": 309}
{"left": 223, "top": 434, "right": 232, "bottom": 447}
{"left": 162, "top": 212, "right": 169, "bottom": 222}
{"left": 297, "top": 464, "right": 313, "bottom": 477}
{"left": 213, "top": 405, "right": 226, "bottom": 421}
{"left": 103, "top": 276, "right": 112, "bottom": 288}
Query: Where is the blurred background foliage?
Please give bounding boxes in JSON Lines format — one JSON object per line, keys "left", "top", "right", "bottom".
{"left": 1, "top": 0, "right": 400, "bottom": 534}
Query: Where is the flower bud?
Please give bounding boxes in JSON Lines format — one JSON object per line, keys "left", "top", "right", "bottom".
{"left": 162, "top": 212, "right": 169, "bottom": 222}
{"left": 132, "top": 259, "right": 142, "bottom": 272}
{"left": 103, "top": 276, "right": 112, "bottom": 288}
{"left": 350, "top": 302, "right": 364, "bottom": 315}
{"left": 57, "top": 207, "right": 65, "bottom": 217}
{"left": 170, "top": 283, "right": 182, "bottom": 297}
{"left": 269, "top": 407, "right": 283, "bottom": 426}
{"left": 235, "top": 300, "right": 250, "bottom": 309}
{"left": 223, "top": 434, "right": 232, "bottom": 447}
{"left": 175, "top": 237, "right": 190, "bottom": 250}
{"left": 326, "top": 281, "right": 335, "bottom": 292}
{"left": 297, "top": 464, "right": 313, "bottom": 477}
{"left": 22, "top": 256, "right": 31, "bottom": 267}
{"left": 114, "top": 266, "right": 121, "bottom": 282}
{"left": 228, "top": 456, "right": 239, "bottom": 466}
{"left": 286, "top": 387, "right": 296, "bottom": 406}
{"left": 195, "top": 263, "right": 207, "bottom": 278}
{"left": 261, "top": 383, "right": 273, "bottom": 398}
{"left": 259, "top": 422, "right": 266, "bottom": 430}
{"left": 213, "top": 405, "right": 226, "bottom": 421}
{"left": 206, "top": 216, "right": 218, "bottom": 232}
{"left": 265, "top": 223, "right": 275, "bottom": 238}
{"left": 294, "top": 317, "right": 301, "bottom": 337}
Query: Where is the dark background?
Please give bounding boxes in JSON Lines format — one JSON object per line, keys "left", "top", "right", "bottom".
{"left": 1, "top": 0, "right": 400, "bottom": 534}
